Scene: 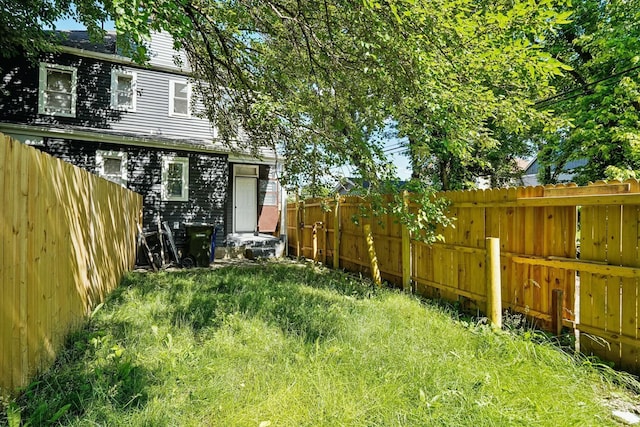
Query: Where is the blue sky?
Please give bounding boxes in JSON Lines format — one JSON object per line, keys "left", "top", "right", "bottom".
{"left": 53, "top": 17, "right": 114, "bottom": 30}
{"left": 385, "top": 139, "right": 412, "bottom": 180}
{"left": 390, "top": 153, "right": 412, "bottom": 180}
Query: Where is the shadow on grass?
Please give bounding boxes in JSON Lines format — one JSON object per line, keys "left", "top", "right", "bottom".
{"left": 7, "top": 326, "right": 150, "bottom": 426}
{"left": 123, "top": 260, "right": 381, "bottom": 342}
{"left": 5, "top": 261, "right": 379, "bottom": 425}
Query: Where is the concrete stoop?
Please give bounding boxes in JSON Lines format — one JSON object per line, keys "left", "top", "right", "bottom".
{"left": 223, "top": 233, "right": 285, "bottom": 259}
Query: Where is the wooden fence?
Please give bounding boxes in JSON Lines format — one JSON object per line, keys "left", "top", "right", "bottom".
{"left": 287, "top": 181, "right": 640, "bottom": 372}
{"left": 0, "top": 133, "right": 142, "bottom": 395}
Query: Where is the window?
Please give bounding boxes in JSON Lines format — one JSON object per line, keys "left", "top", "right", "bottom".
{"left": 169, "top": 80, "right": 191, "bottom": 117}
{"left": 111, "top": 70, "right": 137, "bottom": 111}
{"left": 96, "top": 150, "right": 128, "bottom": 186}
{"left": 235, "top": 165, "right": 259, "bottom": 177}
{"left": 162, "top": 156, "right": 189, "bottom": 201}
{"left": 38, "top": 63, "right": 77, "bottom": 117}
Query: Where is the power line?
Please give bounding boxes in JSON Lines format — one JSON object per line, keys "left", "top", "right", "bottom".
{"left": 535, "top": 63, "right": 640, "bottom": 108}
{"left": 383, "top": 144, "right": 406, "bottom": 153}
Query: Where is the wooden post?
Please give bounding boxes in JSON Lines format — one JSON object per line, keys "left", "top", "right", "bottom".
{"left": 295, "top": 194, "right": 301, "bottom": 258}
{"left": 552, "top": 289, "right": 564, "bottom": 336}
{"left": 312, "top": 222, "right": 318, "bottom": 261}
{"left": 401, "top": 191, "right": 411, "bottom": 292}
{"left": 333, "top": 195, "right": 340, "bottom": 269}
{"left": 486, "top": 237, "right": 502, "bottom": 329}
{"left": 323, "top": 208, "right": 328, "bottom": 264}
{"left": 365, "top": 223, "right": 382, "bottom": 286}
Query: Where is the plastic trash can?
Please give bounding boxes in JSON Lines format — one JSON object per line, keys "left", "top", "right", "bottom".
{"left": 183, "top": 224, "right": 215, "bottom": 267}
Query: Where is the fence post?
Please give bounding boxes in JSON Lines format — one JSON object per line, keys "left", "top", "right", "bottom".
{"left": 295, "top": 193, "right": 301, "bottom": 258}
{"left": 364, "top": 223, "right": 382, "bottom": 286}
{"left": 401, "top": 191, "right": 411, "bottom": 292}
{"left": 552, "top": 289, "right": 564, "bottom": 336}
{"left": 323, "top": 207, "right": 328, "bottom": 264}
{"left": 312, "top": 222, "right": 318, "bottom": 261}
{"left": 333, "top": 194, "right": 340, "bottom": 269}
{"left": 486, "top": 237, "right": 502, "bottom": 329}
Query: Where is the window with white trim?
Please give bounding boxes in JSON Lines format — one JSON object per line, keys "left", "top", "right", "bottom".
{"left": 169, "top": 80, "right": 191, "bottom": 117}
{"left": 38, "top": 63, "right": 77, "bottom": 117}
{"left": 111, "top": 70, "right": 137, "bottom": 111}
{"left": 96, "top": 150, "right": 128, "bottom": 186}
{"left": 162, "top": 156, "right": 189, "bottom": 201}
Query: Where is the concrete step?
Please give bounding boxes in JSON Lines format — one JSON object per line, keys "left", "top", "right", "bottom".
{"left": 224, "top": 233, "right": 285, "bottom": 258}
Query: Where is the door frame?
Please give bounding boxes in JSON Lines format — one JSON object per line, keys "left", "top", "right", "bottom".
{"left": 232, "top": 164, "right": 259, "bottom": 233}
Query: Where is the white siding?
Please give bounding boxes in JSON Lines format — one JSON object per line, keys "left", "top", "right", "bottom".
{"left": 146, "top": 31, "right": 191, "bottom": 72}
{"left": 107, "top": 66, "right": 216, "bottom": 144}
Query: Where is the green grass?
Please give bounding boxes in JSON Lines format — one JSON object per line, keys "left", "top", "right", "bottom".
{"left": 2, "top": 259, "right": 637, "bottom": 426}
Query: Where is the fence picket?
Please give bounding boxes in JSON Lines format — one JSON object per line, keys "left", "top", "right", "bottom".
{"left": 605, "top": 201, "right": 622, "bottom": 364}
{"left": 579, "top": 201, "right": 596, "bottom": 356}
{"left": 0, "top": 134, "right": 141, "bottom": 394}
{"left": 287, "top": 178, "right": 640, "bottom": 373}
{"left": 621, "top": 180, "right": 640, "bottom": 371}
{"left": 17, "top": 140, "right": 29, "bottom": 386}
{"left": 0, "top": 136, "right": 7, "bottom": 393}
{"left": 7, "top": 137, "right": 21, "bottom": 388}
{"left": 593, "top": 202, "right": 610, "bottom": 361}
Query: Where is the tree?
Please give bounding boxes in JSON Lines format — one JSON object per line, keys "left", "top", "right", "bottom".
{"left": 0, "top": 0, "right": 110, "bottom": 62}
{"left": 534, "top": 0, "right": 640, "bottom": 185}
{"left": 2, "top": 0, "right": 572, "bottom": 191}
{"left": 361, "top": 0, "right": 572, "bottom": 189}
{"left": 109, "top": 0, "right": 572, "bottom": 192}
{"left": 2, "top": 0, "right": 575, "bottom": 240}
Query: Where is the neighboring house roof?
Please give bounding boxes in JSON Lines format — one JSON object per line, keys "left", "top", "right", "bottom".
{"left": 524, "top": 158, "right": 587, "bottom": 176}
{"left": 54, "top": 30, "right": 191, "bottom": 75}
{"left": 57, "top": 30, "right": 118, "bottom": 55}
{"left": 522, "top": 158, "right": 588, "bottom": 186}
{"left": 333, "top": 177, "right": 407, "bottom": 195}
{"left": 333, "top": 177, "right": 360, "bottom": 194}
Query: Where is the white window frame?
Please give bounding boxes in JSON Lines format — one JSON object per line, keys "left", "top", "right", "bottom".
{"left": 234, "top": 165, "right": 259, "bottom": 177}
{"left": 110, "top": 70, "right": 137, "bottom": 112}
{"left": 96, "top": 150, "right": 128, "bottom": 187}
{"left": 161, "top": 156, "right": 189, "bottom": 201}
{"left": 38, "top": 62, "right": 77, "bottom": 117}
{"left": 168, "top": 79, "right": 191, "bottom": 117}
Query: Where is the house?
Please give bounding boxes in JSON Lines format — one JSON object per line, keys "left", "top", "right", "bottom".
{"left": 333, "top": 177, "right": 409, "bottom": 195}
{"left": 333, "top": 177, "right": 367, "bottom": 195}
{"left": 520, "top": 158, "right": 587, "bottom": 186}
{"left": 0, "top": 31, "right": 285, "bottom": 262}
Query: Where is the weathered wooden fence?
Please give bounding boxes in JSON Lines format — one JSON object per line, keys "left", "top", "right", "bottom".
{"left": 287, "top": 180, "right": 640, "bottom": 372}
{"left": 0, "top": 133, "right": 142, "bottom": 394}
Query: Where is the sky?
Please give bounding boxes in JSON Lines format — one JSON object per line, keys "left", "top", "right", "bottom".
{"left": 337, "top": 145, "right": 412, "bottom": 181}
{"left": 392, "top": 153, "right": 412, "bottom": 180}
{"left": 53, "top": 17, "right": 115, "bottom": 30}
{"left": 54, "top": 17, "right": 413, "bottom": 180}
{"left": 386, "top": 142, "right": 412, "bottom": 180}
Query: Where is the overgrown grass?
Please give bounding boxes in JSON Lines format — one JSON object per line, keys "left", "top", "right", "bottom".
{"left": 2, "top": 259, "right": 638, "bottom": 426}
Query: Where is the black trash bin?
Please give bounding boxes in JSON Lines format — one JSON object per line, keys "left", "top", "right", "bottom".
{"left": 182, "top": 223, "right": 215, "bottom": 267}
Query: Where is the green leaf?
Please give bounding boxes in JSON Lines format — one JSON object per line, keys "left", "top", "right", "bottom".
{"left": 48, "top": 404, "right": 72, "bottom": 423}
{"left": 6, "top": 402, "right": 21, "bottom": 427}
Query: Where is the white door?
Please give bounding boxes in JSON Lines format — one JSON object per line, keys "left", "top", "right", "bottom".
{"left": 234, "top": 176, "right": 257, "bottom": 232}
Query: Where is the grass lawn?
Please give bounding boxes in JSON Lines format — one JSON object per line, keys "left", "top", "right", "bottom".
{"left": 3, "top": 259, "right": 639, "bottom": 426}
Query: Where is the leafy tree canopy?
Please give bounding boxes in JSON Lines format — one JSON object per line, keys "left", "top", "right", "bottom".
{"left": 534, "top": 0, "right": 640, "bottom": 185}
{"left": 107, "top": 0, "right": 572, "bottom": 191}
{"left": 2, "top": 0, "right": 573, "bottom": 191}
{"left": 0, "top": 0, "right": 110, "bottom": 60}
{"left": 2, "top": 0, "right": 578, "bottom": 240}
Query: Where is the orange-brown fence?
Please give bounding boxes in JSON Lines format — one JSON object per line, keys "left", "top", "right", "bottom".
{"left": 1, "top": 134, "right": 142, "bottom": 395}
{"left": 287, "top": 180, "right": 640, "bottom": 372}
